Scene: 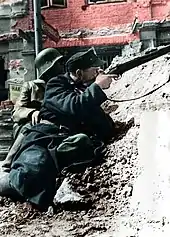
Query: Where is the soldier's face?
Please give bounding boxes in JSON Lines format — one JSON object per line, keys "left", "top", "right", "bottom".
{"left": 81, "top": 67, "right": 100, "bottom": 83}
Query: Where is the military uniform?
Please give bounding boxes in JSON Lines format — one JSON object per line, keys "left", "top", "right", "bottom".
{"left": 13, "top": 79, "right": 45, "bottom": 135}
{"left": 13, "top": 79, "right": 45, "bottom": 124}
{"left": 8, "top": 49, "right": 116, "bottom": 210}
{"left": 2, "top": 48, "right": 64, "bottom": 171}
{"left": 2, "top": 79, "right": 45, "bottom": 171}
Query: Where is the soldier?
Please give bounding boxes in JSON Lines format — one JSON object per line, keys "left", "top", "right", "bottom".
{"left": 1, "top": 48, "right": 64, "bottom": 171}
{"left": 0, "top": 48, "right": 133, "bottom": 210}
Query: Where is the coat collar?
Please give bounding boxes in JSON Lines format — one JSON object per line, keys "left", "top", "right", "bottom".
{"left": 64, "top": 72, "right": 87, "bottom": 90}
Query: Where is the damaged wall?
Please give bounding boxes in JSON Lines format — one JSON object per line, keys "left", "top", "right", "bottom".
{"left": 0, "top": 0, "right": 35, "bottom": 102}
{"left": 3, "top": 0, "right": 169, "bottom": 50}
{"left": 0, "top": 0, "right": 27, "bottom": 18}
{"left": 11, "top": 0, "right": 170, "bottom": 50}
{"left": 16, "top": 0, "right": 169, "bottom": 48}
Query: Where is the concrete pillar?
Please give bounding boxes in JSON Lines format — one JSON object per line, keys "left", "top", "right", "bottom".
{"left": 22, "top": 37, "right": 36, "bottom": 81}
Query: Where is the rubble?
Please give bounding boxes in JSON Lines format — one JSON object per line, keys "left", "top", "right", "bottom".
{"left": 54, "top": 178, "right": 85, "bottom": 204}
{"left": 1, "top": 44, "right": 170, "bottom": 236}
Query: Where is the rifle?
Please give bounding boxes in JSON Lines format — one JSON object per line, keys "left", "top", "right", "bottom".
{"left": 105, "top": 44, "right": 170, "bottom": 102}
{"left": 106, "top": 44, "right": 170, "bottom": 75}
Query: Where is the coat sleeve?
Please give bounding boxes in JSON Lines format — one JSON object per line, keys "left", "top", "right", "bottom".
{"left": 43, "top": 76, "right": 107, "bottom": 118}
{"left": 43, "top": 76, "right": 115, "bottom": 142}
{"left": 12, "top": 82, "right": 37, "bottom": 123}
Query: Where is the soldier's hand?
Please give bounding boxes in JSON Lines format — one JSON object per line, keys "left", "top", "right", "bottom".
{"left": 95, "top": 73, "right": 118, "bottom": 89}
{"left": 31, "top": 110, "right": 40, "bottom": 125}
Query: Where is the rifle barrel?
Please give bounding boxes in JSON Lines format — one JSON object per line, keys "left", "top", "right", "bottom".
{"left": 108, "top": 44, "right": 170, "bottom": 75}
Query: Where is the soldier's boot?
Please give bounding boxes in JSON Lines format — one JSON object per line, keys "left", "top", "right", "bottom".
{"left": 0, "top": 172, "right": 18, "bottom": 198}
{"left": 2, "top": 132, "right": 25, "bottom": 172}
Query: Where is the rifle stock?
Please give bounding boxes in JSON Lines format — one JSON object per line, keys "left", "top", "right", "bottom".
{"left": 107, "top": 44, "right": 170, "bottom": 75}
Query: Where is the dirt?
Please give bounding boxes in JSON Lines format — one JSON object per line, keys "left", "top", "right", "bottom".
{"left": 0, "top": 46, "right": 170, "bottom": 237}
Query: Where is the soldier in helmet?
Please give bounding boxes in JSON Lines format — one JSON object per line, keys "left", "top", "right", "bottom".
{"left": 1, "top": 48, "right": 64, "bottom": 171}
{"left": 2, "top": 48, "right": 118, "bottom": 209}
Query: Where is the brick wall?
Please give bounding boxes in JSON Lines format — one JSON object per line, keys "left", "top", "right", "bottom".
{"left": 14, "top": 0, "right": 170, "bottom": 47}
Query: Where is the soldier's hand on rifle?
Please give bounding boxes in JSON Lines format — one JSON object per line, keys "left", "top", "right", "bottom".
{"left": 31, "top": 110, "right": 40, "bottom": 125}
{"left": 95, "top": 73, "right": 118, "bottom": 89}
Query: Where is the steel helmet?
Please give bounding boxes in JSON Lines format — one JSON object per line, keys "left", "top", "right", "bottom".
{"left": 35, "top": 48, "right": 63, "bottom": 79}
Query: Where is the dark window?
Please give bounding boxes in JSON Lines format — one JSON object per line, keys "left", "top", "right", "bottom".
{"left": 41, "top": 0, "right": 49, "bottom": 7}
{"left": 41, "top": 0, "right": 66, "bottom": 8}
{"left": 89, "top": 0, "right": 105, "bottom": 2}
{"left": 51, "top": 0, "right": 66, "bottom": 6}
{"left": 88, "top": 0, "right": 125, "bottom": 3}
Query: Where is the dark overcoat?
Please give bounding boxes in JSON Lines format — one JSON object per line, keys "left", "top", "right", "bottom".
{"left": 40, "top": 73, "right": 115, "bottom": 141}
{"left": 9, "top": 73, "right": 115, "bottom": 210}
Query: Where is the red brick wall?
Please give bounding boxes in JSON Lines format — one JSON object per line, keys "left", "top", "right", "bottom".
{"left": 14, "top": 0, "right": 170, "bottom": 47}
{"left": 43, "top": 0, "right": 157, "bottom": 29}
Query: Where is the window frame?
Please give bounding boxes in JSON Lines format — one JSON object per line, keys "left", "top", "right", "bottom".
{"left": 88, "top": 0, "right": 108, "bottom": 3}
{"left": 50, "top": 0, "right": 66, "bottom": 7}
{"left": 87, "top": 0, "right": 126, "bottom": 4}
{"left": 41, "top": 0, "right": 66, "bottom": 8}
{"left": 41, "top": 0, "right": 50, "bottom": 9}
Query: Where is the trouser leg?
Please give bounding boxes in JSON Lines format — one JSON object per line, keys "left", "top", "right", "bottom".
{"left": 0, "top": 172, "right": 22, "bottom": 200}
{"left": 2, "top": 132, "right": 25, "bottom": 172}
{"left": 56, "top": 133, "right": 95, "bottom": 172}
{"left": 2, "top": 123, "right": 32, "bottom": 172}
